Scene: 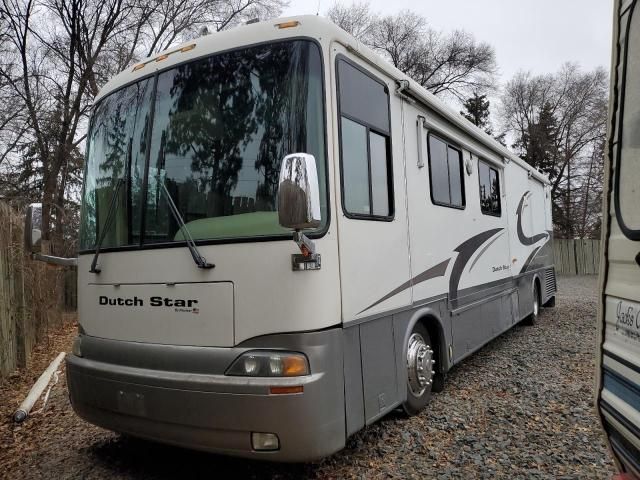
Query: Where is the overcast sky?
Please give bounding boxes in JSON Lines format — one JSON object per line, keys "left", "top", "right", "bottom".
{"left": 282, "top": 0, "right": 613, "bottom": 83}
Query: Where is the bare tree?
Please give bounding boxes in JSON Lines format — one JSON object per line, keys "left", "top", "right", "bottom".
{"left": 500, "top": 64, "right": 608, "bottom": 238}
{"left": 0, "top": 0, "right": 136, "bottom": 252}
{"left": 325, "top": 1, "right": 375, "bottom": 40}
{"left": 0, "top": 0, "right": 287, "bottom": 254}
{"left": 327, "top": 3, "right": 497, "bottom": 99}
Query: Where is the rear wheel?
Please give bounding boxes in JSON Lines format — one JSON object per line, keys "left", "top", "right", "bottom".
{"left": 523, "top": 282, "right": 540, "bottom": 326}
{"left": 403, "top": 323, "right": 435, "bottom": 415}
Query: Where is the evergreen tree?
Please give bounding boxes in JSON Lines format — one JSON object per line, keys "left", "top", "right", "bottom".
{"left": 461, "top": 92, "right": 492, "bottom": 134}
{"left": 516, "top": 102, "right": 558, "bottom": 179}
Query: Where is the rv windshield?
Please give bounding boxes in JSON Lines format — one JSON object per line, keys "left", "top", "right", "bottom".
{"left": 80, "top": 40, "right": 326, "bottom": 251}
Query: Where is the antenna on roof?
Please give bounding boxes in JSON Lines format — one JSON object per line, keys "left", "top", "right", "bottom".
{"left": 316, "top": 0, "right": 322, "bottom": 15}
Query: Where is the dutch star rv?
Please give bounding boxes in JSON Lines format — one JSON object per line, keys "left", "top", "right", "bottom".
{"left": 596, "top": 0, "right": 640, "bottom": 475}
{"left": 24, "top": 16, "right": 556, "bottom": 461}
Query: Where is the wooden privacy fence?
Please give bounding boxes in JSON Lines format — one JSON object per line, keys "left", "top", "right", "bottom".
{"left": 553, "top": 238, "right": 601, "bottom": 275}
{"left": 0, "top": 202, "right": 75, "bottom": 377}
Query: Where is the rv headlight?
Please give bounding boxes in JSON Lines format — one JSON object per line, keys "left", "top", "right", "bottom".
{"left": 226, "top": 351, "right": 309, "bottom": 377}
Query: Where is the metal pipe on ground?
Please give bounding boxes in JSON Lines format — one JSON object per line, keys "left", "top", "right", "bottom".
{"left": 13, "top": 352, "right": 66, "bottom": 423}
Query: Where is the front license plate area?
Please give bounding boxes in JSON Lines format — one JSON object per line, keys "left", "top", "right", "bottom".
{"left": 116, "top": 389, "right": 147, "bottom": 416}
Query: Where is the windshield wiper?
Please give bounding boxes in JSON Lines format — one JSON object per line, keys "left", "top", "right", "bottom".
{"left": 89, "top": 177, "right": 124, "bottom": 274}
{"left": 160, "top": 183, "right": 215, "bottom": 270}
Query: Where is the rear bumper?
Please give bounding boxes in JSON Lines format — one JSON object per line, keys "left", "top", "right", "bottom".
{"left": 66, "top": 329, "right": 346, "bottom": 462}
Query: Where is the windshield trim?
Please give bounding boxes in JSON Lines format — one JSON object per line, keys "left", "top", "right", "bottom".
{"left": 79, "top": 36, "right": 330, "bottom": 255}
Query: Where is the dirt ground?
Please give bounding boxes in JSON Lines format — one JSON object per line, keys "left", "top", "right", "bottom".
{"left": 0, "top": 276, "right": 616, "bottom": 479}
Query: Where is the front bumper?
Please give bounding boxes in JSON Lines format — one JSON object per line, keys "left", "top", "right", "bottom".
{"left": 66, "top": 329, "right": 346, "bottom": 462}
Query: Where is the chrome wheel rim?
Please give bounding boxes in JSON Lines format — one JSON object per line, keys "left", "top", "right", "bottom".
{"left": 407, "top": 333, "right": 434, "bottom": 397}
{"left": 533, "top": 290, "right": 540, "bottom": 317}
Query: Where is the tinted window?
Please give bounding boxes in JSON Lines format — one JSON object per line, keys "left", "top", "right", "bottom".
{"left": 337, "top": 58, "right": 393, "bottom": 218}
{"left": 80, "top": 40, "right": 327, "bottom": 249}
{"left": 490, "top": 169, "right": 500, "bottom": 213}
{"left": 144, "top": 40, "right": 326, "bottom": 243}
{"left": 448, "top": 147, "right": 463, "bottom": 206}
{"left": 429, "top": 136, "right": 450, "bottom": 204}
{"left": 478, "top": 160, "right": 501, "bottom": 216}
{"left": 370, "top": 132, "right": 390, "bottom": 216}
{"left": 80, "top": 79, "right": 153, "bottom": 249}
{"left": 338, "top": 60, "right": 390, "bottom": 133}
{"left": 427, "top": 134, "right": 465, "bottom": 208}
{"left": 342, "top": 118, "right": 370, "bottom": 214}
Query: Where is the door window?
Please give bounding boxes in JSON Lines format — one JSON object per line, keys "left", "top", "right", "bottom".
{"left": 337, "top": 58, "right": 393, "bottom": 219}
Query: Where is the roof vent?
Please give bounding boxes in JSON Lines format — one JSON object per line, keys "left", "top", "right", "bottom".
{"left": 246, "top": 18, "right": 260, "bottom": 25}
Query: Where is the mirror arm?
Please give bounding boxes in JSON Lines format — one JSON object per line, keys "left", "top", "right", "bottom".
{"left": 291, "top": 231, "right": 320, "bottom": 271}
{"left": 293, "top": 231, "right": 316, "bottom": 257}
{"left": 33, "top": 253, "right": 77, "bottom": 268}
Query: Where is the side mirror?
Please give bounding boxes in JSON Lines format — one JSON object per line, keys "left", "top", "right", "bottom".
{"left": 277, "top": 153, "right": 321, "bottom": 230}
{"left": 22, "top": 203, "right": 77, "bottom": 267}
{"left": 24, "top": 203, "right": 42, "bottom": 253}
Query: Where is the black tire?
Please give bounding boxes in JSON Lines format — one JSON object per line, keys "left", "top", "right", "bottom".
{"left": 544, "top": 295, "right": 556, "bottom": 308}
{"left": 431, "top": 371, "right": 445, "bottom": 393}
{"left": 402, "top": 323, "right": 434, "bottom": 416}
{"left": 523, "top": 282, "right": 541, "bottom": 326}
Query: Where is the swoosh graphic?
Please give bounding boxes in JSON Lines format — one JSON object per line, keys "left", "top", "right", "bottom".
{"left": 519, "top": 232, "right": 554, "bottom": 274}
{"left": 449, "top": 228, "right": 504, "bottom": 303}
{"left": 469, "top": 230, "right": 506, "bottom": 272}
{"left": 357, "top": 215, "right": 539, "bottom": 315}
{"left": 357, "top": 258, "right": 451, "bottom": 314}
{"left": 516, "top": 191, "right": 549, "bottom": 245}
{"left": 519, "top": 246, "right": 541, "bottom": 274}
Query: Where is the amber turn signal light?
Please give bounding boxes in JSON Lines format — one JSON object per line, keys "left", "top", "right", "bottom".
{"left": 282, "top": 355, "right": 308, "bottom": 376}
{"left": 270, "top": 385, "right": 303, "bottom": 395}
{"left": 275, "top": 20, "right": 300, "bottom": 29}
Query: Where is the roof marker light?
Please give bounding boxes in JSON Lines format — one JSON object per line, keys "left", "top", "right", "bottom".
{"left": 132, "top": 43, "right": 197, "bottom": 72}
{"left": 275, "top": 20, "right": 300, "bottom": 29}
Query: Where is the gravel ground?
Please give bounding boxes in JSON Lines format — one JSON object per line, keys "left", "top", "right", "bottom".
{"left": 0, "top": 276, "right": 615, "bottom": 479}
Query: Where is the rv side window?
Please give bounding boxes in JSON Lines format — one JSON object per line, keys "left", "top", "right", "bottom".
{"left": 615, "top": 1, "right": 640, "bottom": 237}
{"left": 337, "top": 58, "right": 393, "bottom": 219}
{"left": 427, "top": 134, "right": 465, "bottom": 208}
{"left": 478, "top": 160, "right": 501, "bottom": 216}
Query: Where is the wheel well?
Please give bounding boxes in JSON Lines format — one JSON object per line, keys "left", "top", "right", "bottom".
{"left": 416, "top": 316, "right": 445, "bottom": 373}
{"left": 534, "top": 276, "right": 542, "bottom": 302}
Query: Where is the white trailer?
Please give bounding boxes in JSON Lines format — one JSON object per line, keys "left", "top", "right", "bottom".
{"left": 596, "top": 0, "right": 640, "bottom": 475}
{"left": 25, "top": 16, "right": 556, "bottom": 461}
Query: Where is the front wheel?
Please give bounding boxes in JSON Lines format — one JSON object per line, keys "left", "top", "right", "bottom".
{"left": 402, "top": 323, "right": 435, "bottom": 416}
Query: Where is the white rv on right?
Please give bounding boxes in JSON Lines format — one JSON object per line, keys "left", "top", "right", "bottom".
{"left": 596, "top": 0, "right": 640, "bottom": 475}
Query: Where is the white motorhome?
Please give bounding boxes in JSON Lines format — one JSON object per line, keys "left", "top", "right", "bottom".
{"left": 596, "top": 0, "right": 640, "bottom": 475}
{"left": 25, "top": 16, "right": 556, "bottom": 461}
